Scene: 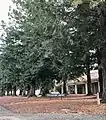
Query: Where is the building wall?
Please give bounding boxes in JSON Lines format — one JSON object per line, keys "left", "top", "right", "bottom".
{"left": 92, "top": 82, "right": 99, "bottom": 94}
{"left": 67, "top": 82, "right": 99, "bottom": 94}
{"left": 77, "top": 84, "right": 85, "bottom": 94}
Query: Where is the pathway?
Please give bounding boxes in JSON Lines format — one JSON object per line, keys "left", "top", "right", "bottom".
{"left": 0, "top": 106, "right": 105, "bottom": 120}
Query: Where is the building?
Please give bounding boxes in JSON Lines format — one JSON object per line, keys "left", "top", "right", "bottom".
{"left": 56, "top": 70, "right": 100, "bottom": 95}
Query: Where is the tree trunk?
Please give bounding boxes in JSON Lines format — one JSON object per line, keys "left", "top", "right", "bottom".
{"left": 87, "top": 68, "right": 93, "bottom": 95}
{"left": 62, "top": 73, "right": 67, "bottom": 95}
{"left": 63, "top": 80, "right": 67, "bottom": 94}
{"left": 13, "top": 86, "right": 17, "bottom": 96}
{"left": 0, "top": 87, "right": 5, "bottom": 96}
{"left": 10, "top": 88, "right": 12, "bottom": 96}
{"left": 101, "top": 47, "right": 106, "bottom": 102}
{"left": 97, "top": 48, "right": 103, "bottom": 97}
{"left": 86, "top": 52, "right": 93, "bottom": 95}
{"left": 27, "top": 85, "right": 30, "bottom": 96}
{"left": 19, "top": 89, "right": 22, "bottom": 96}
{"left": 27, "top": 85, "right": 35, "bottom": 98}
{"left": 22, "top": 89, "right": 26, "bottom": 96}
{"left": 10, "top": 84, "right": 12, "bottom": 96}
{"left": 99, "top": 1, "right": 106, "bottom": 102}
{"left": 7, "top": 89, "right": 10, "bottom": 96}
{"left": 99, "top": 69, "right": 103, "bottom": 96}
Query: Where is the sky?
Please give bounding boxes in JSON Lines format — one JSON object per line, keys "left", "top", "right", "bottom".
{"left": 0, "top": 0, "right": 13, "bottom": 44}
{"left": 0, "top": 0, "right": 12, "bottom": 23}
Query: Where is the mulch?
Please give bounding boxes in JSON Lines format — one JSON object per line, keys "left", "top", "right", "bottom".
{"left": 0, "top": 95, "right": 106, "bottom": 115}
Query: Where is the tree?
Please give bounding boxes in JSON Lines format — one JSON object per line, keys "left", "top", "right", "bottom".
{"left": 49, "top": 1, "right": 86, "bottom": 94}
{"left": 99, "top": 1, "right": 106, "bottom": 102}
{"left": 71, "top": 0, "right": 106, "bottom": 99}
{"left": 0, "top": 0, "right": 66, "bottom": 96}
{"left": 62, "top": 0, "right": 96, "bottom": 95}
{"left": 1, "top": 0, "right": 106, "bottom": 99}
{"left": 37, "top": 57, "right": 59, "bottom": 96}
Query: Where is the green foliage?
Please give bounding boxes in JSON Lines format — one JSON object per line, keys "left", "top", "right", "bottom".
{"left": 0, "top": 0, "right": 105, "bottom": 96}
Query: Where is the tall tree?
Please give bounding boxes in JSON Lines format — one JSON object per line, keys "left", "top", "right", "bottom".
{"left": 99, "top": 1, "right": 106, "bottom": 101}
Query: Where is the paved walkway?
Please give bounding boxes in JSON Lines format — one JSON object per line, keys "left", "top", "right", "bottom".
{"left": 0, "top": 106, "right": 22, "bottom": 120}
{"left": 0, "top": 106, "right": 105, "bottom": 120}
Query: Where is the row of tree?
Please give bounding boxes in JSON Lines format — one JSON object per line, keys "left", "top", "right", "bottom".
{"left": 0, "top": 0, "right": 106, "bottom": 101}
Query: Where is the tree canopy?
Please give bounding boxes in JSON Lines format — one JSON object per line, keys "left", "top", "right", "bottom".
{"left": 0, "top": 0, "right": 106, "bottom": 100}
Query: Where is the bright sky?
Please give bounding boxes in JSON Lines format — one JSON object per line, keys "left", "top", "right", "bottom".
{"left": 0, "top": 0, "right": 12, "bottom": 23}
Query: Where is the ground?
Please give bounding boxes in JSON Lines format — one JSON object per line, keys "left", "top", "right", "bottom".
{"left": 0, "top": 95, "right": 106, "bottom": 114}
{"left": 0, "top": 95, "right": 105, "bottom": 120}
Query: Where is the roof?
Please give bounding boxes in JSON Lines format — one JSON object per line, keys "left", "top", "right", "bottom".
{"left": 56, "top": 70, "right": 99, "bottom": 86}
{"left": 81, "top": 70, "right": 98, "bottom": 81}
{"left": 68, "top": 70, "right": 99, "bottom": 85}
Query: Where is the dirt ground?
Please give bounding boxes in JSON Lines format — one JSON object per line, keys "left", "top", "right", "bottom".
{"left": 0, "top": 95, "right": 105, "bottom": 115}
